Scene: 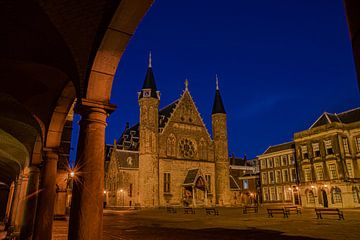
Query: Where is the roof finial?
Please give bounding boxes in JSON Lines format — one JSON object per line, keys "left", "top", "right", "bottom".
{"left": 148, "top": 51, "right": 152, "bottom": 68}
{"left": 216, "top": 74, "right": 219, "bottom": 90}
{"left": 185, "top": 78, "right": 189, "bottom": 91}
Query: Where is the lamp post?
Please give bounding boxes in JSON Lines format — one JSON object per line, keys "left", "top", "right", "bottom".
{"left": 120, "top": 189, "right": 124, "bottom": 207}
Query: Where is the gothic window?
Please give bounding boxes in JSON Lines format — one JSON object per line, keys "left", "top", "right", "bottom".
{"left": 167, "top": 134, "right": 176, "bottom": 157}
{"left": 164, "top": 173, "right": 171, "bottom": 193}
{"left": 179, "top": 139, "right": 196, "bottom": 158}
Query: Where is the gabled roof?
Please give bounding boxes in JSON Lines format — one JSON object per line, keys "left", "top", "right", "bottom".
{"left": 263, "top": 141, "right": 295, "bottom": 155}
{"left": 309, "top": 107, "right": 360, "bottom": 129}
{"left": 183, "top": 168, "right": 200, "bottom": 185}
{"left": 117, "top": 101, "right": 179, "bottom": 151}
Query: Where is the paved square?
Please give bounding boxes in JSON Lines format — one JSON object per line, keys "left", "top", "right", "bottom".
{"left": 53, "top": 207, "right": 360, "bottom": 240}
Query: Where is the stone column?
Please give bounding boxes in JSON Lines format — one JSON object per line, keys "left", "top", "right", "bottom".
{"left": 33, "top": 149, "right": 58, "bottom": 240}
{"left": 19, "top": 165, "right": 40, "bottom": 239}
{"left": 5, "top": 181, "right": 15, "bottom": 221}
{"left": 7, "top": 177, "right": 21, "bottom": 228}
{"left": 68, "top": 99, "right": 115, "bottom": 240}
{"left": 14, "top": 175, "right": 27, "bottom": 230}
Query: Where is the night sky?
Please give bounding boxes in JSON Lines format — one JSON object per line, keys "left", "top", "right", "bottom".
{"left": 71, "top": 0, "right": 359, "bottom": 163}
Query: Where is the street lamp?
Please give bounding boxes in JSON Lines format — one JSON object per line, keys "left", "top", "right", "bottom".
{"left": 120, "top": 189, "right": 124, "bottom": 207}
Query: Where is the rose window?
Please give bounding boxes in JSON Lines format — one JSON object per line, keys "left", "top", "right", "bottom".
{"left": 179, "top": 139, "right": 196, "bottom": 158}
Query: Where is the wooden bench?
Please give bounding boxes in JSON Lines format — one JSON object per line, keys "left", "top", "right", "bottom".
{"left": 267, "top": 208, "right": 289, "bottom": 218}
{"left": 166, "top": 206, "right": 176, "bottom": 213}
{"left": 243, "top": 205, "right": 258, "bottom": 214}
{"left": 205, "top": 208, "right": 219, "bottom": 215}
{"left": 184, "top": 207, "right": 195, "bottom": 214}
{"left": 284, "top": 206, "right": 301, "bottom": 215}
{"left": 315, "top": 208, "right": 344, "bottom": 220}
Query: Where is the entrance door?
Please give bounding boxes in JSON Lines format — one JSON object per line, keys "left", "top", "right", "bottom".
{"left": 293, "top": 190, "right": 300, "bottom": 205}
{"left": 322, "top": 190, "right": 328, "bottom": 208}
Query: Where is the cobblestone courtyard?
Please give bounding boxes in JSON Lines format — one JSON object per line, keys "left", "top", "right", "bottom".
{"left": 52, "top": 207, "right": 360, "bottom": 240}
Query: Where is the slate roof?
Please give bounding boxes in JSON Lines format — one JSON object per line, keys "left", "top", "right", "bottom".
{"left": 310, "top": 107, "right": 360, "bottom": 129}
{"left": 212, "top": 89, "right": 226, "bottom": 114}
{"left": 263, "top": 141, "right": 295, "bottom": 155}
{"left": 183, "top": 169, "right": 199, "bottom": 185}
{"left": 139, "top": 66, "right": 159, "bottom": 99}
{"left": 117, "top": 100, "right": 179, "bottom": 151}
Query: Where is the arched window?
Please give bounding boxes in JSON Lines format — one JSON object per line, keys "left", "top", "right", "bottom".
{"left": 331, "top": 187, "right": 342, "bottom": 204}
{"left": 352, "top": 186, "right": 359, "bottom": 203}
{"left": 306, "top": 189, "right": 315, "bottom": 204}
{"left": 167, "top": 134, "right": 176, "bottom": 157}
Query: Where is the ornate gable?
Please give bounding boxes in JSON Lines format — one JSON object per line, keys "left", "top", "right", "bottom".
{"left": 162, "top": 90, "right": 212, "bottom": 141}
{"left": 159, "top": 87, "right": 214, "bottom": 161}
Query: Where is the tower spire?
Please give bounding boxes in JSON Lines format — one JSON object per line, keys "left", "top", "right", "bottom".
{"left": 184, "top": 78, "right": 189, "bottom": 91}
{"left": 148, "top": 51, "right": 152, "bottom": 68}
{"left": 212, "top": 75, "right": 226, "bottom": 114}
{"left": 139, "top": 53, "right": 159, "bottom": 99}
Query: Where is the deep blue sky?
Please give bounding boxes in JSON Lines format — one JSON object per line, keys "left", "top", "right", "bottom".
{"left": 71, "top": 0, "right": 359, "bottom": 162}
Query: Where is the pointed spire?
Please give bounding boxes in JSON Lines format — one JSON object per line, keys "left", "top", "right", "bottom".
{"left": 148, "top": 51, "right": 152, "bottom": 68}
{"left": 212, "top": 75, "right": 226, "bottom": 114}
{"left": 139, "top": 52, "right": 159, "bottom": 99}
{"left": 184, "top": 78, "right": 189, "bottom": 91}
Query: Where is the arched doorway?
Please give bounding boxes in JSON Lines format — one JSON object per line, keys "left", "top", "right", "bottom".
{"left": 321, "top": 189, "right": 328, "bottom": 208}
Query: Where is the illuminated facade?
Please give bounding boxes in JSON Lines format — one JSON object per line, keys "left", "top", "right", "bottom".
{"left": 258, "top": 142, "right": 300, "bottom": 205}
{"left": 105, "top": 59, "right": 232, "bottom": 207}
{"left": 295, "top": 108, "right": 360, "bottom": 208}
{"left": 259, "top": 107, "right": 360, "bottom": 208}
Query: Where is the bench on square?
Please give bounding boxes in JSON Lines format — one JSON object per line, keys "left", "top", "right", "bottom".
{"left": 284, "top": 206, "right": 301, "bottom": 215}
{"left": 243, "top": 205, "right": 258, "bottom": 214}
{"left": 166, "top": 206, "right": 176, "bottom": 213}
{"left": 315, "top": 208, "right": 344, "bottom": 220}
{"left": 267, "top": 208, "right": 289, "bottom": 218}
{"left": 184, "top": 207, "right": 195, "bottom": 214}
{"left": 205, "top": 208, "right": 219, "bottom": 215}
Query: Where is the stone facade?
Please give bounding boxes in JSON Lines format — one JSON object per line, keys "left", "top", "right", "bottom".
{"left": 105, "top": 61, "right": 232, "bottom": 207}
{"left": 258, "top": 107, "right": 360, "bottom": 208}
{"left": 258, "top": 143, "right": 300, "bottom": 205}
{"left": 294, "top": 109, "right": 360, "bottom": 208}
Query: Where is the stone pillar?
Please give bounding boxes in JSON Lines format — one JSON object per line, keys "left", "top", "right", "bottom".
{"left": 5, "top": 181, "right": 15, "bottom": 221}
{"left": 7, "top": 178, "right": 21, "bottom": 228}
{"left": 68, "top": 99, "right": 115, "bottom": 240}
{"left": 14, "top": 174, "right": 29, "bottom": 231}
{"left": 33, "top": 150, "right": 58, "bottom": 240}
{"left": 19, "top": 165, "right": 40, "bottom": 239}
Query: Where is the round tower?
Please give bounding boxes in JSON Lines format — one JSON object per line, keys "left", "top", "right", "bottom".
{"left": 211, "top": 76, "right": 231, "bottom": 206}
{"left": 138, "top": 53, "right": 160, "bottom": 207}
